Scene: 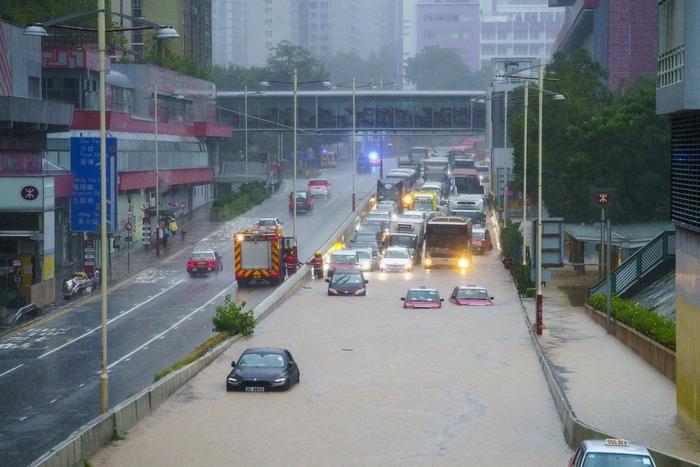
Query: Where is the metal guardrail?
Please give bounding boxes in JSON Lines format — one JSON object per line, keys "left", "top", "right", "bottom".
{"left": 589, "top": 230, "right": 676, "bottom": 297}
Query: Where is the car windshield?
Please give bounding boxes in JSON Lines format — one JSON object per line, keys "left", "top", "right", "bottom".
{"left": 363, "top": 220, "right": 384, "bottom": 229}
{"left": 413, "top": 201, "right": 434, "bottom": 212}
{"left": 389, "top": 236, "right": 414, "bottom": 248}
{"left": 294, "top": 192, "right": 307, "bottom": 199}
{"left": 406, "top": 290, "right": 439, "bottom": 301}
{"left": 332, "top": 273, "right": 363, "bottom": 284}
{"left": 258, "top": 219, "right": 276, "bottom": 227}
{"left": 582, "top": 453, "right": 654, "bottom": 466}
{"left": 191, "top": 252, "right": 215, "bottom": 260}
{"left": 331, "top": 254, "right": 357, "bottom": 264}
{"left": 473, "top": 231, "right": 485, "bottom": 240}
{"left": 457, "top": 288, "right": 489, "bottom": 300}
{"left": 355, "top": 234, "right": 376, "bottom": 242}
{"left": 355, "top": 250, "right": 371, "bottom": 260}
{"left": 237, "top": 352, "right": 285, "bottom": 368}
{"left": 385, "top": 249, "right": 409, "bottom": 259}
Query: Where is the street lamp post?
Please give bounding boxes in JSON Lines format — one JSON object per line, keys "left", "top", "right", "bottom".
{"left": 97, "top": 0, "right": 109, "bottom": 413}
{"left": 292, "top": 68, "right": 298, "bottom": 245}
{"left": 503, "top": 89, "right": 508, "bottom": 224}
{"left": 536, "top": 58, "right": 544, "bottom": 336}
{"left": 154, "top": 85, "right": 160, "bottom": 257}
{"left": 244, "top": 84, "right": 248, "bottom": 183}
{"left": 352, "top": 77, "right": 356, "bottom": 212}
{"left": 522, "top": 82, "right": 529, "bottom": 266}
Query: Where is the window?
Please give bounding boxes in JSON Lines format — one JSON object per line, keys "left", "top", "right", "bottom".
{"left": 514, "top": 30, "right": 527, "bottom": 40}
{"left": 265, "top": 30, "right": 272, "bottom": 38}
{"left": 497, "top": 31, "right": 508, "bottom": 40}
{"left": 482, "top": 30, "right": 496, "bottom": 40}
{"left": 265, "top": 19, "right": 272, "bottom": 26}
{"left": 28, "top": 77, "right": 40, "bottom": 98}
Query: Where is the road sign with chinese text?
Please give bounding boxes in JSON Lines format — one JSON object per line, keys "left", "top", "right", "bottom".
{"left": 70, "top": 137, "right": 118, "bottom": 232}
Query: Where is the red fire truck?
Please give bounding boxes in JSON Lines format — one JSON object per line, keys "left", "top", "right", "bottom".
{"left": 234, "top": 224, "right": 291, "bottom": 287}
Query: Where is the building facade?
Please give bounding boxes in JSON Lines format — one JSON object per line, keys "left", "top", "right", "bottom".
{"left": 554, "top": 0, "right": 657, "bottom": 89}
{"left": 0, "top": 21, "right": 74, "bottom": 312}
{"left": 414, "top": 0, "right": 564, "bottom": 73}
{"left": 416, "top": 1, "right": 482, "bottom": 72}
{"left": 655, "top": 0, "right": 700, "bottom": 439}
{"left": 213, "top": 0, "right": 295, "bottom": 68}
{"left": 212, "top": 0, "right": 399, "bottom": 69}
{"left": 142, "top": 0, "right": 212, "bottom": 71}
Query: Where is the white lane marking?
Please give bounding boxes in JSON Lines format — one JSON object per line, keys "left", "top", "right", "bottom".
{"left": 107, "top": 285, "right": 230, "bottom": 370}
{"left": 38, "top": 280, "right": 184, "bottom": 360}
{"left": 18, "top": 416, "right": 27, "bottom": 422}
{"left": 0, "top": 364, "right": 24, "bottom": 378}
{"left": 78, "top": 383, "right": 85, "bottom": 388}
{"left": 49, "top": 398, "right": 58, "bottom": 404}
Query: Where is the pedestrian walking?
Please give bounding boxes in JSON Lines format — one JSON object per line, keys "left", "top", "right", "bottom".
{"left": 169, "top": 217, "right": 178, "bottom": 239}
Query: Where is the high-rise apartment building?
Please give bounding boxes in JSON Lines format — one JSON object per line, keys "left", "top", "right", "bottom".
{"left": 414, "top": 0, "right": 564, "bottom": 72}
{"left": 554, "top": 0, "right": 657, "bottom": 89}
{"left": 142, "top": 0, "right": 213, "bottom": 71}
{"left": 212, "top": 0, "right": 399, "bottom": 68}
{"left": 213, "top": 0, "right": 294, "bottom": 68}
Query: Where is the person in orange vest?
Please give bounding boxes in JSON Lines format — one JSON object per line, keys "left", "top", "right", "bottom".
{"left": 307, "top": 251, "right": 324, "bottom": 279}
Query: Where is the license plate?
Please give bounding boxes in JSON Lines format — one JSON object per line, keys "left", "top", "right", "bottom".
{"left": 245, "top": 387, "right": 265, "bottom": 392}
{"left": 198, "top": 262, "right": 206, "bottom": 267}
{"left": 191, "top": 268, "right": 198, "bottom": 272}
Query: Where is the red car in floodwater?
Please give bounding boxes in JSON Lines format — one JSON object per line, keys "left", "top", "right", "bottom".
{"left": 401, "top": 287, "right": 443, "bottom": 309}
{"left": 449, "top": 286, "right": 494, "bottom": 306}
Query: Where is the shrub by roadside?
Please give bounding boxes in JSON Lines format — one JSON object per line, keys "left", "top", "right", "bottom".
{"left": 212, "top": 181, "right": 268, "bottom": 221}
{"left": 499, "top": 219, "right": 534, "bottom": 295}
{"left": 588, "top": 294, "right": 676, "bottom": 351}
{"left": 212, "top": 295, "right": 256, "bottom": 337}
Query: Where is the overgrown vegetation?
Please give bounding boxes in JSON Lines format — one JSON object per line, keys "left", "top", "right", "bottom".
{"left": 212, "top": 295, "right": 256, "bottom": 337}
{"left": 588, "top": 294, "right": 676, "bottom": 351}
{"left": 212, "top": 181, "right": 268, "bottom": 221}
{"left": 499, "top": 219, "right": 534, "bottom": 295}
{"left": 509, "top": 50, "right": 670, "bottom": 223}
{"left": 143, "top": 36, "right": 212, "bottom": 80}
{"left": 153, "top": 333, "right": 229, "bottom": 382}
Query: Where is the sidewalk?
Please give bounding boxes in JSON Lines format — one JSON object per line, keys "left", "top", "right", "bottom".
{"left": 52, "top": 203, "right": 221, "bottom": 308}
{"left": 522, "top": 266, "right": 700, "bottom": 463}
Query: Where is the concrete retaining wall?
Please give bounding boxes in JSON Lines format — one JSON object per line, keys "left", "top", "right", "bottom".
{"left": 517, "top": 291, "right": 697, "bottom": 467}
{"left": 32, "top": 187, "right": 376, "bottom": 467}
{"left": 583, "top": 304, "right": 676, "bottom": 382}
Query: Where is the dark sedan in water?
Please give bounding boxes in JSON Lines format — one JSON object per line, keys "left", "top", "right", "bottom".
{"left": 226, "top": 347, "right": 300, "bottom": 392}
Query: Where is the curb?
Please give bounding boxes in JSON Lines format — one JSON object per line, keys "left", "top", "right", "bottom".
{"left": 31, "top": 187, "right": 376, "bottom": 467}
{"left": 512, "top": 282, "right": 698, "bottom": 467}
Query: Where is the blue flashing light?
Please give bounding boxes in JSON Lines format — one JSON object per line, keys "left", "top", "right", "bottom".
{"left": 368, "top": 151, "right": 379, "bottom": 161}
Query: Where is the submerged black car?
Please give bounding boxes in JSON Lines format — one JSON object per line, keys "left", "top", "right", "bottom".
{"left": 325, "top": 268, "right": 368, "bottom": 296}
{"left": 226, "top": 347, "right": 300, "bottom": 392}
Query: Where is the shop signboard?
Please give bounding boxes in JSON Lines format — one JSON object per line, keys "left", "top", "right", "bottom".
{"left": 70, "top": 137, "right": 118, "bottom": 232}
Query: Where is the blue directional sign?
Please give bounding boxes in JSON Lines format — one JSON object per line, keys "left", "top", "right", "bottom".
{"left": 70, "top": 137, "right": 118, "bottom": 232}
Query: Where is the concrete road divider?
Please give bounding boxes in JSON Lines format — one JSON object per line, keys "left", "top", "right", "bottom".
{"left": 31, "top": 187, "right": 376, "bottom": 467}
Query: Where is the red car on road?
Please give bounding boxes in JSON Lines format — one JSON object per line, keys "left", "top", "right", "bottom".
{"left": 449, "top": 286, "right": 494, "bottom": 306}
{"left": 289, "top": 190, "right": 314, "bottom": 213}
{"left": 186, "top": 250, "right": 223, "bottom": 276}
{"left": 401, "top": 287, "right": 443, "bottom": 309}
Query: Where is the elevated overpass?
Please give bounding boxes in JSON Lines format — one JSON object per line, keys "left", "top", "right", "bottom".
{"left": 216, "top": 90, "right": 486, "bottom": 134}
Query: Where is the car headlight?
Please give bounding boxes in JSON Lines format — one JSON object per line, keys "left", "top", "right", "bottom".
{"left": 328, "top": 288, "right": 339, "bottom": 295}
{"left": 354, "top": 288, "right": 365, "bottom": 295}
{"left": 424, "top": 257, "right": 433, "bottom": 267}
{"left": 458, "top": 258, "right": 469, "bottom": 269}
{"left": 227, "top": 377, "right": 238, "bottom": 383}
{"left": 380, "top": 261, "right": 386, "bottom": 269}
{"left": 273, "top": 378, "right": 286, "bottom": 384}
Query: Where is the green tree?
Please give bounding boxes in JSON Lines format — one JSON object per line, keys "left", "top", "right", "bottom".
{"left": 404, "top": 47, "right": 485, "bottom": 90}
{"left": 321, "top": 44, "right": 399, "bottom": 86}
{"left": 143, "top": 36, "right": 211, "bottom": 80}
{"left": 265, "top": 40, "right": 329, "bottom": 85}
{"left": 508, "top": 50, "right": 669, "bottom": 223}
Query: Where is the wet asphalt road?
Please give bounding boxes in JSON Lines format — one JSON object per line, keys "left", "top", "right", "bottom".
{"left": 0, "top": 161, "right": 382, "bottom": 467}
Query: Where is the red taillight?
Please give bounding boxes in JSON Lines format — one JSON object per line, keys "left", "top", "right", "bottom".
{"left": 187, "top": 261, "right": 193, "bottom": 268}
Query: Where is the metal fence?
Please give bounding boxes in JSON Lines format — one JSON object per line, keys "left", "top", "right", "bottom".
{"left": 589, "top": 230, "right": 676, "bottom": 297}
